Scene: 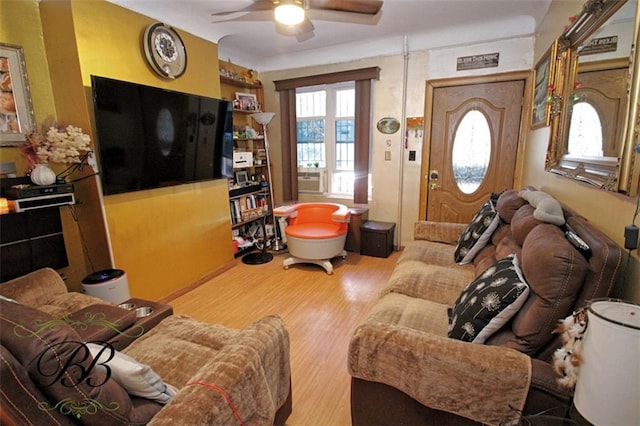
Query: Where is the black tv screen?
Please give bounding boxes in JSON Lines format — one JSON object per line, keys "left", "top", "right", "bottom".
{"left": 91, "top": 75, "right": 233, "bottom": 195}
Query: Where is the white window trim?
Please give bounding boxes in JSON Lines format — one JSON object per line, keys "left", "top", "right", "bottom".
{"left": 296, "top": 82, "right": 355, "bottom": 196}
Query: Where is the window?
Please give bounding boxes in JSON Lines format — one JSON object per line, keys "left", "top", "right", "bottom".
{"left": 296, "top": 83, "right": 355, "bottom": 195}
{"left": 452, "top": 110, "right": 491, "bottom": 194}
{"left": 275, "top": 66, "right": 379, "bottom": 203}
{"left": 568, "top": 101, "right": 604, "bottom": 157}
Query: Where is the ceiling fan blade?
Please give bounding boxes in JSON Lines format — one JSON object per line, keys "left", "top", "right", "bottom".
{"left": 276, "top": 17, "right": 315, "bottom": 36}
{"left": 308, "top": 0, "right": 382, "bottom": 15}
{"left": 212, "top": 0, "right": 274, "bottom": 17}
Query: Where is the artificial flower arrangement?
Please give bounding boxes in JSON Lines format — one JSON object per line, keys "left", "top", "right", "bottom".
{"left": 22, "top": 124, "right": 92, "bottom": 165}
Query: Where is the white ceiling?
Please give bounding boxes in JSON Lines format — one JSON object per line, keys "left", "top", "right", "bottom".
{"left": 106, "top": 0, "right": 553, "bottom": 72}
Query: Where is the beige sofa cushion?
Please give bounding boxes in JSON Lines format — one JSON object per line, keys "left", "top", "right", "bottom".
{"left": 124, "top": 314, "right": 291, "bottom": 426}
{"left": 396, "top": 239, "right": 459, "bottom": 267}
{"left": 382, "top": 260, "right": 474, "bottom": 306}
{"left": 366, "top": 292, "right": 450, "bottom": 335}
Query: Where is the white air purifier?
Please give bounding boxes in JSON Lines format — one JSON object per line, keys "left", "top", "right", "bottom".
{"left": 82, "top": 269, "right": 130, "bottom": 303}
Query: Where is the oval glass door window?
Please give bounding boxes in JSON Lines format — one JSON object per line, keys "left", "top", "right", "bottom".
{"left": 452, "top": 110, "right": 491, "bottom": 194}
{"left": 568, "top": 101, "right": 603, "bottom": 157}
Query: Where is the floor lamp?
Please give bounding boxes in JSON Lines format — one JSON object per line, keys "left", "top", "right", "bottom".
{"left": 252, "top": 112, "right": 287, "bottom": 252}
{"left": 241, "top": 112, "right": 285, "bottom": 265}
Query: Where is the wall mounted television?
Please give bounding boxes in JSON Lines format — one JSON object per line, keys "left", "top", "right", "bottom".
{"left": 91, "top": 75, "right": 234, "bottom": 196}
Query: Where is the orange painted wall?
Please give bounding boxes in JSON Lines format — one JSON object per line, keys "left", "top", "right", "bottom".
{"left": 67, "top": 0, "right": 233, "bottom": 300}
{"left": 1, "top": 0, "right": 233, "bottom": 299}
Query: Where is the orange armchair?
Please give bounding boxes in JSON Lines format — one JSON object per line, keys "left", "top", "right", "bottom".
{"left": 274, "top": 203, "right": 351, "bottom": 274}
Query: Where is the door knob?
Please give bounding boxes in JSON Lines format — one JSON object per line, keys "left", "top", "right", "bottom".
{"left": 430, "top": 183, "right": 441, "bottom": 190}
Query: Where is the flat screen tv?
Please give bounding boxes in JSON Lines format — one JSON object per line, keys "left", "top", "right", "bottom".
{"left": 91, "top": 75, "right": 234, "bottom": 196}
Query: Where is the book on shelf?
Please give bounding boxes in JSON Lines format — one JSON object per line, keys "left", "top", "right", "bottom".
{"left": 230, "top": 199, "right": 242, "bottom": 224}
{"left": 230, "top": 194, "right": 269, "bottom": 225}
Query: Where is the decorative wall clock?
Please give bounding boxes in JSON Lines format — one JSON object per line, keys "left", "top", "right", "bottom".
{"left": 143, "top": 23, "right": 187, "bottom": 79}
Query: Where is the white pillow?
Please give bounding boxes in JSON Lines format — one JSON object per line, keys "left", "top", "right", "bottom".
{"left": 87, "top": 343, "right": 178, "bottom": 404}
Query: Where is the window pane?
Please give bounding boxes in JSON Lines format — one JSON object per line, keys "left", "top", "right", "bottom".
{"left": 452, "top": 110, "right": 491, "bottom": 194}
{"left": 297, "top": 143, "right": 325, "bottom": 167}
{"left": 297, "top": 120, "right": 325, "bottom": 143}
{"left": 336, "top": 88, "right": 355, "bottom": 117}
{"left": 296, "top": 91, "right": 326, "bottom": 117}
{"left": 568, "top": 101, "right": 603, "bottom": 157}
{"left": 297, "top": 120, "right": 325, "bottom": 166}
{"left": 335, "top": 119, "right": 354, "bottom": 171}
{"left": 332, "top": 171, "right": 354, "bottom": 194}
{"left": 335, "top": 119, "right": 354, "bottom": 142}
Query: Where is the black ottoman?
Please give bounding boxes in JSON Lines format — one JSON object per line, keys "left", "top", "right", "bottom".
{"left": 360, "top": 220, "right": 395, "bottom": 258}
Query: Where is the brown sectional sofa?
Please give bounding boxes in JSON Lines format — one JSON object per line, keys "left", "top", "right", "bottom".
{"left": 0, "top": 268, "right": 292, "bottom": 425}
{"left": 349, "top": 189, "right": 623, "bottom": 425}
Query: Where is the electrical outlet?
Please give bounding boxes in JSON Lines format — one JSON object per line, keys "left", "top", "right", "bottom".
{"left": 385, "top": 151, "right": 391, "bottom": 161}
{"left": 624, "top": 224, "right": 639, "bottom": 250}
{"left": 409, "top": 150, "right": 416, "bottom": 161}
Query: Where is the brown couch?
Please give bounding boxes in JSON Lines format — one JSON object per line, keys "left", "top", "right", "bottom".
{"left": 0, "top": 268, "right": 175, "bottom": 350}
{"left": 348, "top": 189, "right": 623, "bottom": 425}
{"left": 0, "top": 268, "right": 292, "bottom": 425}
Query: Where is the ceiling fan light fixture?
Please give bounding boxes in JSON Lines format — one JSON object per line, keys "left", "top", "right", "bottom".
{"left": 274, "top": 2, "right": 305, "bottom": 26}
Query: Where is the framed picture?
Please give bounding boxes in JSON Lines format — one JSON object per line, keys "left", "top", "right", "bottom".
{"left": 531, "top": 40, "right": 558, "bottom": 129}
{"left": 235, "top": 170, "right": 249, "bottom": 186}
{"left": 235, "top": 92, "right": 259, "bottom": 111}
{"left": 0, "top": 43, "right": 35, "bottom": 146}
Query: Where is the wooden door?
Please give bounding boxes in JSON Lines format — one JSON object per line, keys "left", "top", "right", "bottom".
{"left": 423, "top": 78, "right": 525, "bottom": 223}
{"left": 573, "top": 62, "right": 628, "bottom": 157}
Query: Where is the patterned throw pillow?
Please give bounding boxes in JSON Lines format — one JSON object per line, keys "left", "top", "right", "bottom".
{"left": 448, "top": 254, "right": 530, "bottom": 343}
{"left": 454, "top": 200, "right": 500, "bottom": 264}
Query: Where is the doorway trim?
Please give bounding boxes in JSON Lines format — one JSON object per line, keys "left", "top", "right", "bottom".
{"left": 419, "top": 71, "right": 533, "bottom": 220}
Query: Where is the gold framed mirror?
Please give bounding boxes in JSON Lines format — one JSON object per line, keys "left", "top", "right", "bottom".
{"left": 545, "top": 0, "right": 640, "bottom": 196}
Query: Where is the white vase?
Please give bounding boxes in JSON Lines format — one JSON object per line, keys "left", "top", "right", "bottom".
{"left": 30, "top": 164, "right": 57, "bottom": 186}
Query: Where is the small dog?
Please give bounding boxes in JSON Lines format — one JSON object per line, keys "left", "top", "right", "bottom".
{"left": 552, "top": 308, "right": 588, "bottom": 390}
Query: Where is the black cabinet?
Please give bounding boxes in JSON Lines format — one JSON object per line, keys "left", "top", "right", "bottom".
{"left": 0, "top": 208, "right": 68, "bottom": 282}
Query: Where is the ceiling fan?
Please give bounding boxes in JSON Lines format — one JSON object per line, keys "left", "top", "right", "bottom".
{"left": 212, "top": 0, "right": 383, "bottom": 38}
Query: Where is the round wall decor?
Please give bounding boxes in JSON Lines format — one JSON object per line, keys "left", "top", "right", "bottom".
{"left": 376, "top": 117, "right": 400, "bottom": 134}
{"left": 143, "top": 22, "right": 187, "bottom": 79}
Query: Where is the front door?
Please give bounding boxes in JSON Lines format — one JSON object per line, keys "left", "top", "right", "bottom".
{"left": 421, "top": 75, "right": 527, "bottom": 223}
{"left": 572, "top": 60, "right": 628, "bottom": 157}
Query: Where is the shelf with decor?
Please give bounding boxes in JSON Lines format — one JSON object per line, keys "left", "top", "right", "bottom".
{"left": 229, "top": 187, "right": 270, "bottom": 226}
{"left": 220, "top": 75, "right": 263, "bottom": 90}
{"left": 220, "top": 60, "right": 273, "bottom": 257}
{"left": 229, "top": 146, "right": 271, "bottom": 257}
{"left": 228, "top": 185, "right": 271, "bottom": 256}
{"left": 233, "top": 108, "right": 262, "bottom": 114}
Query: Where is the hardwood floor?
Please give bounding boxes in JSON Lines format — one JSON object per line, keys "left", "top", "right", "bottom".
{"left": 167, "top": 249, "right": 401, "bottom": 426}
